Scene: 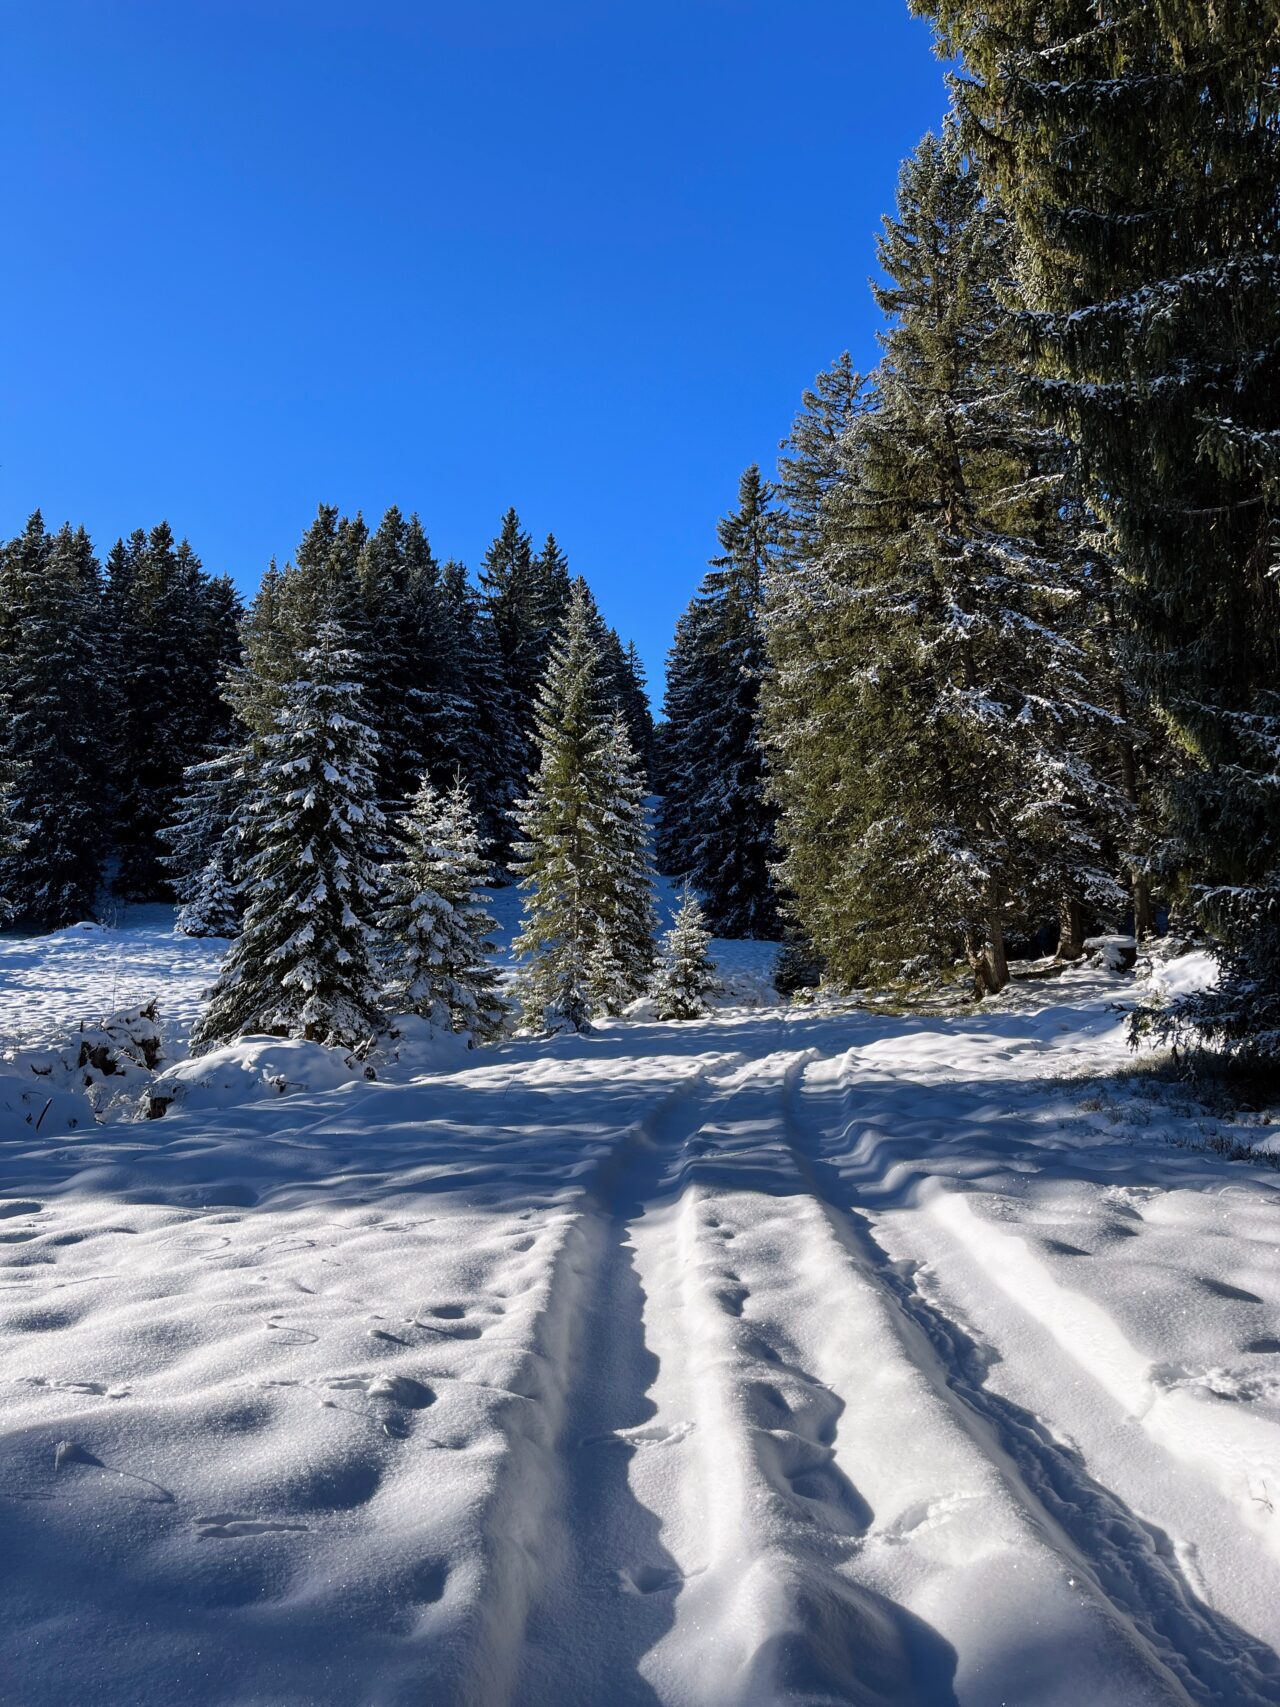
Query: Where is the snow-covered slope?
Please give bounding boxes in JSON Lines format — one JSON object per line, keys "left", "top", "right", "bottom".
{"left": 1, "top": 922, "right": 1279, "bottom": 1705}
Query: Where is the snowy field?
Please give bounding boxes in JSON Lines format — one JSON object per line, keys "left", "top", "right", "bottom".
{"left": 2, "top": 916, "right": 1280, "bottom": 1705}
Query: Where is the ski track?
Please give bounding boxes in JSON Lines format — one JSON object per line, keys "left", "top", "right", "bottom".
{"left": 3, "top": 945, "right": 1280, "bottom": 1703}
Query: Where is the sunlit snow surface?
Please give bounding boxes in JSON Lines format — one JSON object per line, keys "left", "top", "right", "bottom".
{"left": 2, "top": 911, "right": 1279, "bottom": 1706}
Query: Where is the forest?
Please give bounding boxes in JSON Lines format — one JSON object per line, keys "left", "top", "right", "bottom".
{"left": 3, "top": 0, "right": 1276, "bottom": 1067}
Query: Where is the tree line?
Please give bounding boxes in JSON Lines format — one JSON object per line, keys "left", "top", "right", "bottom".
{"left": 0, "top": 503, "right": 652, "bottom": 926}
{"left": 0, "top": 500, "right": 720, "bottom": 1044}
{"left": 657, "top": 5, "right": 1279, "bottom": 1062}
{"left": 4, "top": 6, "right": 1274, "bottom": 1065}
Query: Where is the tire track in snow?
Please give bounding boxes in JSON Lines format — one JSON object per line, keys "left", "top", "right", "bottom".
{"left": 778, "top": 1049, "right": 1280, "bottom": 1707}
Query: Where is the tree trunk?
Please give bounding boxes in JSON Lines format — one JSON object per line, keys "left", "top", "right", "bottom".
{"left": 1057, "top": 895, "right": 1086, "bottom": 961}
{"left": 1133, "top": 874, "right": 1154, "bottom": 940}
{"left": 970, "top": 903, "right": 1009, "bottom": 998}
{"left": 985, "top": 907, "right": 1009, "bottom": 994}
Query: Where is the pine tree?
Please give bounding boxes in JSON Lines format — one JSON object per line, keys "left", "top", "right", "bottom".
{"left": 915, "top": 1, "right": 1280, "bottom": 1042}
{"left": 512, "top": 581, "right": 620, "bottom": 1031}
{"left": 192, "top": 621, "right": 384, "bottom": 1051}
{"left": 378, "top": 775, "right": 507, "bottom": 1041}
{"left": 659, "top": 467, "right": 784, "bottom": 938}
{"left": 653, "top": 887, "right": 718, "bottom": 1020}
{"left": 587, "top": 710, "right": 657, "bottom": 1014}
{"left": 0, "top": 515, "right": 109, "bottom": 926}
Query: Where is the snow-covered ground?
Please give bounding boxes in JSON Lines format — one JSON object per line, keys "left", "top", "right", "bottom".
{"left": 2, "top": 915, "right": 1279, "bottom": 1705}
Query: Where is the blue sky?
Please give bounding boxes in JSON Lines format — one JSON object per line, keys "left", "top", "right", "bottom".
{"left": 2, "top": 1, "right": 948, "bottom": 696}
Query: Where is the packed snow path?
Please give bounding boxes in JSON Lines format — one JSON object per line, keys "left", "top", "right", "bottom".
{"left": 3, "top": 956, "right": 1280, "bottom": 1703}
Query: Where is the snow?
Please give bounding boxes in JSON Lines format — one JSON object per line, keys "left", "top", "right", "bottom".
{"left": 1, "top": 916, "right": 1279, "bottom": 1704}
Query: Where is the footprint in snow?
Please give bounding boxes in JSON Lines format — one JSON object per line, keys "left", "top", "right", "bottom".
{"left": 585, "top": 1420, "right": 693, "bottom": 1450}
{"left": 0, "top": 1201, "right": 42, "bottom": 1219}
{"left": 1200, "top": 1277, "right": 1264, "bottom": 1304}
{"left": 18, "top": 1376, "right": 129, "bottom": 1399}
{"left": 617, "top": 1563, "right": 689, "bottom": 1596}
{"left": 196, "top": 1514, "right": 309, "bottom": 1539}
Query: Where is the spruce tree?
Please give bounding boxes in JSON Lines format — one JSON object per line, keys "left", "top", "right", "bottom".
{"left": 655, "top": 601, "right": 715, "bottom": 881}
{"left": 378, "top": 775, "right": 507, "bottom": 1041}
{"left": 586, "top": 710, "right": 657, "bottom": 1014}
{"left": 763, "top": 128, "right": 1128, "bottom": 993}
{"left": 192, "top": 621, "right": 384, "bottom": 1051}
{"left": 442, "top": 561, "right": 523, "bottom": 866}
{"left": 658, "top": 467, "right": 784, "bottom": 939}
{"left": 357, "top": 505, "right": 426, "bottom": 805}
{"left": 532, "top": 532, "right": 573, "bottom": 654}
{"left": 479, "top": 508, "right": 538, "bottom": 784}
{"left": 653, "top": 887, "right": 718, "bottom": 1021}
{"left": 164, "top": 749, "right": 246, "bottom": 937}
{"left": 512, "top": 581, "right": 618, "bottom": 1031}
{"left": 108, "top": 522, "right": 242, "bottom": 898}
{"left": 0, "top": 752, "right": 24, "bottom": 926}
{"left": 916, "top": 1, "right": 1280, "bottom": 1043}
{"left": 0, "top": 515, "right": 109, "bottom": 926}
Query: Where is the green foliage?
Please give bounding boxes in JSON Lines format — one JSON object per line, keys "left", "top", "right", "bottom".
{"left": 763, "top": 127, "right": 1129, "bottom": 994}
{"left": 513, "top": 582, "right": 655, "bottom": 1031}
{"left": 653, "top": 887, "right": 718, "bottom": 1020}
{"left": 0, "top": 515, "right": 111, "bottom": 925}
{"left": 914, "top": 0, "right": 1280, "bottom": 1048}
{"left": 378, "top": 775, "right": 507, "bottom": 1041}
{"left": 658, "top": 466, "right": 784, "bottom": 939}
{"left": 193, "top": 622, "right": 385, "bottom": 1052}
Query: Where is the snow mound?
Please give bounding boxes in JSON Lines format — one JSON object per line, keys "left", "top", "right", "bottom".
{"left": 0, "top": 1005, "right": 167, "bottom": 1131}
{"left": 1147, "top": 947, "right": 1220, "bottom": 1001}
{"left": 1083, "top": 933, "right": 1137, "bottom": 972}
{"left": 42, "top": 920, "right": 113, "bottom": 945}
{"left": 374, "top": 1013, "right": 475, "bottom": 1078}
{"left": 707, "top": 938, "right": 781, "bottom": 1008}
{"left": 146, "top": 1036, "right": 369, "bottom": 1118}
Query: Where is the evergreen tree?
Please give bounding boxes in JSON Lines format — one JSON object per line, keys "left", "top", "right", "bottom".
{"left": 655, "top": 602, "right": 714, "bottom": 881}
{"left": 0, "top": 751, "right": 24, "bottom": 926}
{"left": 164, "top": 749, "right": 245, "bottom": 937}
{"left": 378, "top": 775, "right": 507, "bottom": 1041}
{"left": 357, "top": 505, "right": 426, "bottom": 805}
{"left": 480, "top": 514, "right": 579, "bottom": 794}
{"left": 595, "top": 627, "right": 655, "bottom": 778}
{"left": 586, "top": 710, "right": 657, "bottom": 1014}
{"left": 192, "top": 621, "right": 384, "bottom": 1051}
{"left": 653, "top": 887, "right": 718, "bottom": 1020}
{"left": 916, "top": 1, "right": 1280, "bottom": 1042}
{"left": 532, "top": 531, "right": 573, "bottom": 651}
{"left": 763, "top": 128, "right": 1128, "bottom": 993}
{"left": 479, "top": 507, "right": 538, "bottom": 784}
{"left": 108, "top": 522, "right": 242, "bottom": 898}
{"left": 512, "top": 581, "right": 624, "bottom": 1031}
{"left": 442, "top": 561, "right": 524, "bottom": 866}
{"left": 0, "top": 515, "right": 109, "bottom": 926}
{"left": 659, "top": 467, "right": 784, "bottom": 938}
